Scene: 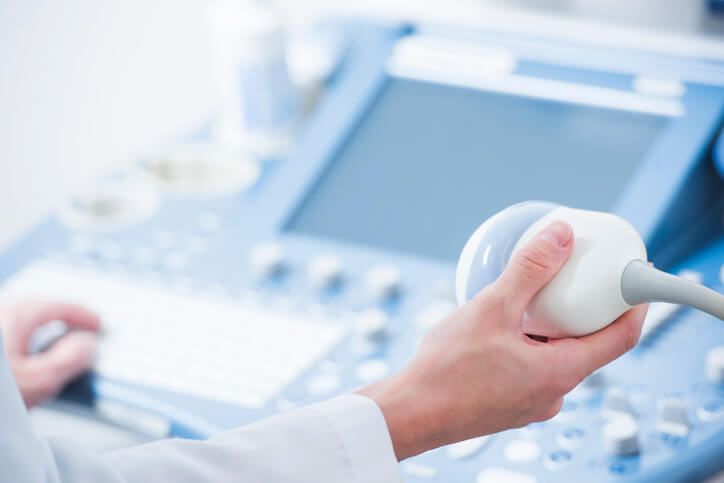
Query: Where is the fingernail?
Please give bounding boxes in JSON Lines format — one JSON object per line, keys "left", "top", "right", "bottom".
{"left": 539, "top": 221, "right": 572, "bottom": 247}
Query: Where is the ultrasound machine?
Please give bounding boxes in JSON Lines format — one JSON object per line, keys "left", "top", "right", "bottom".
{"left": 2, "top": 13, "right": 724, "bottom": 483}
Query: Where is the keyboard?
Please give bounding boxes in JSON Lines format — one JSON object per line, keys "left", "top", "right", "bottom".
{"left": 0, "top": 260, "right": 346, "bottom": 409}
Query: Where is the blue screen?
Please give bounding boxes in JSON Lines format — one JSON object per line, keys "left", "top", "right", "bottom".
{"left": 287, "top": 78, "right": 667, "bottom": 261}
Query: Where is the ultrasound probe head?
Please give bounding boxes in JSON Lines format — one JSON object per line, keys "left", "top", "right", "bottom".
{"left": 456, "top": 202, "right": 724, "bottom": 337}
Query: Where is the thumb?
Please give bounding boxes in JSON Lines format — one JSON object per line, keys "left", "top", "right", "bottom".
{"left": 26, "top": 331, "right": 97, "bottom": 402}
{"left": 496, "top": 221, "right": 573, "bottom": 314}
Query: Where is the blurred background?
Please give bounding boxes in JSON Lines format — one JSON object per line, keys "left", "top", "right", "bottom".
{"left": 2, "top": 1, "right": 724, "bottom": 481}
{"left": 2, "top": 0, "right": 724, "bottom": 252}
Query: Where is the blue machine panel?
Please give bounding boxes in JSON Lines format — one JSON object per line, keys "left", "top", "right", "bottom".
{"left": 1, "top": 22, "right": 724, "bottom": 482}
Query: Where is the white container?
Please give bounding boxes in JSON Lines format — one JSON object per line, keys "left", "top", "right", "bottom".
{"left": 210, "top": 0, "right": 298, "bottom": 157}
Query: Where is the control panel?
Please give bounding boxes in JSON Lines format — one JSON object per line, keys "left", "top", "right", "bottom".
{"left": 1, "top": 21, "right": 723, "bottom": 482}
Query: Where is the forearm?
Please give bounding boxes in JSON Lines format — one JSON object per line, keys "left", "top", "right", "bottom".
{"left": 356, "top": 369, "right": 455, "bottom": 461}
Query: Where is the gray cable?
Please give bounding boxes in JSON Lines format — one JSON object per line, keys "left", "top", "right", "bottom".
{"left": 621, "top": 259, "right": 724, "bottom": 320}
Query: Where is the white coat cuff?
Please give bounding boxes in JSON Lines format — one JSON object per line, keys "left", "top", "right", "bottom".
{"left": 313, "top": 393, "right": 401, "bottom": 483}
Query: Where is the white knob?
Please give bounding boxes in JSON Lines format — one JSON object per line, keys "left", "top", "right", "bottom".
{"left": 603, "top": 387, "right": 633, "bottom": 418}
{"left": 250, "top": 242, "right": 285, "bottom": 277}
{"left": 602, "top": 415, "right": 639, "bottom": 455}
{"left": 656, "top": 397, "right": 689, "bottom": 436}
{"left": 307, "top": 254, "right": 343, "bottom": 289}
{"left": 366, "top": 265, "right": 401, "bottom": 300}
{"left": 355, "top": 309, "right": 389, "bottom": 343}
{"left": 707, "top": 346, "right": 724, "bottom": 384}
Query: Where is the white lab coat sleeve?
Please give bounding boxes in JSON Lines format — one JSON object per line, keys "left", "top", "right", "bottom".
{"left": 103, "top": 393, "right": 403, "bottom": 483}
{"left": 0, "top": 332, "right": 402, "bottom": 482}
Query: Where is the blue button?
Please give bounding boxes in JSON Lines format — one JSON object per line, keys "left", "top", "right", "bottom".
{"left": 544, "top": 450, "right": 573, "bottom": 470}
{"left": 557, "top": 427, "right": 586, "bottom": 449}
{"left": 610, "top": 462, "right": 628, "bottom": 474}
{"left": 551, "top": 450, "right": 572, "bottom": 462}
{"left": 705, "top": 399, "right": 724, "bottom": 413}
{"left": 562, "top": 428, "right": 585, "bottom": 439}
{"left": 608, "top": 460, "right": 638, "bottom": 475}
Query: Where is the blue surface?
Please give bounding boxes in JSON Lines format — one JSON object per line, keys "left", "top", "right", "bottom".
{"left": 1, "top": 20, "right": 724, "bottom": 482}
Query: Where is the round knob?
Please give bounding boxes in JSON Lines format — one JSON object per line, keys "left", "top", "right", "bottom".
{"left": 307, "top": 254, "right": 343, "bottom": 289}
{"left": 355, "top": 309, "right": 389, "bottom": 343}
{"left": 250, "top": 242, "right": 286, "bottom": 277}
{"left": 603, "top": 387, "right": 633, "bottom": 418}
{"left": 365, "top": 265, "right": 401, "bottom": 300}
{"left": 707, "top": 346, "right": 724, "bottom": 384}
{"left": 602, "top": 416, "right": 639, "bottom": 455}
{"left": 657, "top": 397, "right": 689, "bottom": 436}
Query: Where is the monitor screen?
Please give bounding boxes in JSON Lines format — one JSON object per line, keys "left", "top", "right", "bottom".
{"left": 286, "top": 78, "right": 667, "bottom": 262}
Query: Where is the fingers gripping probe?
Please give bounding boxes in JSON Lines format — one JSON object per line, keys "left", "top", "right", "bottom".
{"left": 621, "top": 260, "right": 724, "bottom": 321}
{"left": 456, "top": 202, "right": 724, "bottom": 337}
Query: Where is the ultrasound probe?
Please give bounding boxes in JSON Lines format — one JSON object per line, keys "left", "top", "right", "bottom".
{"left": 456, "top": 202, "right": 724, "bottom": 337}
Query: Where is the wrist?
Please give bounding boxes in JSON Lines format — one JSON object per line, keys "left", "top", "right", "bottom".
{"left": 355, "top": 368, "right": 449, "bottom": 460}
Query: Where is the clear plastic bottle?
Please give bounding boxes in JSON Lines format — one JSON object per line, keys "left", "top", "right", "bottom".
{"left": 210, "top": 0, "right": 298, "bottom": 157}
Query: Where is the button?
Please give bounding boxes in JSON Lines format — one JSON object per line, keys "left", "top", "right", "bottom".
{"left": 307, "top": 254, "right": 343, "bottom": 289}
{"left": 355, "top": 359, "right": 389, "bottom": 382}
{"left": 602, "top": 415, "right": 639, "bottom": 455}
{"left": 402, "top": 463, "right": 437, "bottom": 479}
{"left": 552, "top": 400, "right": 581, "bottom": 422}
{"left": 557, "top": 427, "right": 586, "bottom": 449}
{"left": 306, "top": 373, "right": 340, "bottom": 396}
{"left": 250, "top": 242, "right": 286, "bottom": 277}
{"left": 504, "top": 439, "right": 541, "bottom": 463}
{"left": 697, "top": 398, "right": 724, "bottom": 422}
{"left": 656, "top": 397, "right": 689, "bottom": 436}
{"left": 519, "top": 422, "right": 546, "bottom": 440}
{"left": 608, "top": 461, "right": 636, "bottom": 475}
{"left": 603, "top": 387, "right": 633, "bottom": 418}
{"left": 477, "top": 468, "right": 537, "bottom": 483}
{"left": 446, "top": 435, "right": 491, "bottom": 460}
{"left": 355, "top": 309, "right": 389, "bottom": 343}
{"left": 543, "top": 450, "right": 573, "bottom": 471}
{"left": 706, "top": 346, "right": 724, "bottom": 383}
{"left": 415, "top": 301, "right": 456, "bottom": 332}
{"left": 366, "top": 265, "right": 401, "bottom": 300}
